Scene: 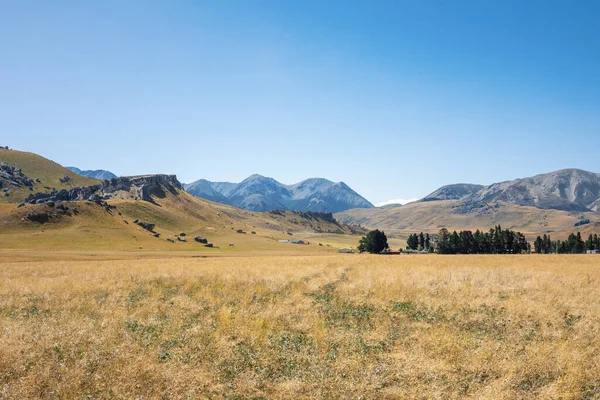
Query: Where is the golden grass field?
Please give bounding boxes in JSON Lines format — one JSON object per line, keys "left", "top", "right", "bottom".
{"left": 1, "top": 252, "right": 599, "bottom": 399}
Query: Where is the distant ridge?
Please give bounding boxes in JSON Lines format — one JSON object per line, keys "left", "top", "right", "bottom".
{"left": 185, "top": 174, "right": 374, "bottom": 213}
{"left": 67, "top": 167, "right": 117, "bottom": 180}
{"left": 422, "top": 184, "right": 485, "bottom": 202}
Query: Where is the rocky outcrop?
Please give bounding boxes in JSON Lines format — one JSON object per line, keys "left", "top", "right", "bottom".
{"left": 20, "top": 174, "right": 182, "bottom": 205}
{"left": 0, "top": 162, "right": 34, "bottom": 188}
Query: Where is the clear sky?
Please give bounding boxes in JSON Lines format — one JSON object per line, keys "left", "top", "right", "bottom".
{"left": 1, "top": 1, "right": 599, "bottom": 206}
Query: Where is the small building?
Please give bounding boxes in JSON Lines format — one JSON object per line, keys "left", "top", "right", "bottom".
{"left": 587, "top": 250, "right": 599, "bottom": 254}
{"left": 339, "top": 248, "right": 354, "bottom": 253}
{"left": 279, "top": 240, "right": 289, "bottom": 243}
{"left": 290, "top": 239, "right": 306, "bottom": 245}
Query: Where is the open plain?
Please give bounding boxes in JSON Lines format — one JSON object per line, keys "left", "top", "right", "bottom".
{"left": 1, "top": 252, "right": 599, "bottom": 399}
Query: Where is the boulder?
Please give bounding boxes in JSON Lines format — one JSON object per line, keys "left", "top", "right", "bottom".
{"left": 204, "top": 243, "right": 214, "bottom": 248}
{"left": 194, "top": 236, "right": 208, "bottom": 244}
{"left": 179, "top": 232, "right": 186, "bottom": 237}
{"left": 135, "top": 221, "right": 155, "bottom": 232}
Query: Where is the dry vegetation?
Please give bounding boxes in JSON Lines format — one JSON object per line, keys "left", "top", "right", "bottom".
{"left": 1, "top": 253, "right": 600, "bottom": 399}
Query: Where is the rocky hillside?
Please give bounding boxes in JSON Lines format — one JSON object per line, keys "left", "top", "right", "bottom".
{"left": 0, "top": 148, "right": 100, "bottom": 203}
{"left": 185, "top": 174, "right": 374, "bottom": 213}
{"left": 20, "top": 174, "right": 182, "bottom": 206}
{"left": 67, "top": 167, "right": 117, "bottom": 180}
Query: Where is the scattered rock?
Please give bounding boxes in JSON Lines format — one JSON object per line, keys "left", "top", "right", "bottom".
{"left": 236, "top": 229, "right": 246, "bottom": 234}
{"left": 177, "top": 237, "right": 187, "bottom": 242}
{"left": 153, "top": 232, "right": 160, "bottom": 237}
{"left": 251, "top": 231, "right": 256, "bottom": 234}
{"left": 204, "top": 243, "right": 214, "bottom": 248}
{"left": 166, "top": 238, "right": 175, "bottom": 243}
{"left": 179, "top": 232, "right": 186, "bottom": 237}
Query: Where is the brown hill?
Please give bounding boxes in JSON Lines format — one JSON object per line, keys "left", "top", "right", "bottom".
{"left": 336, "top": 199, "right": 600, "bottom": 240}
{"left": 0, "top": 148, "right": 99, "bottom": 203}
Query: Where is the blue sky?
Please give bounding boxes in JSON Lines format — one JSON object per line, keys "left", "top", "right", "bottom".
{"left": 1, "top": 0, "right": 599, "bottom": 205}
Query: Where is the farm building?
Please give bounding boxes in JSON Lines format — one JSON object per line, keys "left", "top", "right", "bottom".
{"left": 338, "top": 248, "right": 354, "bottom": 253}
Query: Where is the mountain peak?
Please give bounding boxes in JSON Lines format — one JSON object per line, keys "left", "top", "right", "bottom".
{"left": 186, "top": 174, "right": 373, "bottom": 213}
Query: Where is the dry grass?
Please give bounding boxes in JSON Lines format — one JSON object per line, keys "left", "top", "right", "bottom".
{"left": 1, "top": 253, "right": 599, "bottom": 399}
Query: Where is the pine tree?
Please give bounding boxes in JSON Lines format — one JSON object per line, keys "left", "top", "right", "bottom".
{"left": 358, "top": 229, "right": 389, "bottom": 254}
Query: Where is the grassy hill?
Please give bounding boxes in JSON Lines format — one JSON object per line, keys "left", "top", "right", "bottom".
{"left": 0, "top": 184, "right": 368, "bottom": 252}
{"left": 0, "top": 148, "right": 99, "bottom": 203}
{"left": 0, "top": 148, "right": 372, "bottom": 252}
{"left": 336, "top": 200, "right": 600, "bottom": 240}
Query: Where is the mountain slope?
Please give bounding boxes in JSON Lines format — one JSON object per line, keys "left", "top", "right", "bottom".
{"left": 467, "top": 169, "right": 600, "bottom": 212}
{"left": 185, "top": 174, "right": 374, "bottom": 213}
{"left": 336, "top": 199, "right": 600, "bottom": 239}
{"left": 184, "top": 179, "right": 231, "bottom": 204}
{"left": 67, "top": 167, "right": 117, "bottom": 180}
{"left": 0, "top": 148, "right": 100, "bottom": 203}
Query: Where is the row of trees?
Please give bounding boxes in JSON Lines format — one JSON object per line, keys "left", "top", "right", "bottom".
{"left": 358, "top": 228, "right": 599, "bottom": 255}
{"left": 406, "top": 232, "right": 433, "bottom": 251}
{"left": 435, "top": 226, "right": 530, "bottom": 254}
{"left": 534, "top": 233, "right": 600, "bottom": 254}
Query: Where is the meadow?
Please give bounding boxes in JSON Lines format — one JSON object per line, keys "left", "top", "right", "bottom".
{"left": 1, "top": 252, "right": 599, "bottom": 399}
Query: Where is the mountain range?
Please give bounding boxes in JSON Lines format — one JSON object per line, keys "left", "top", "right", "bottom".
{"left": 184, "top": 174, "right": 374, "bottom": 213}
{"left": 67, "top": 167, "right": 117, "bottom": 180}
{"left": 336, "top": 168, "right": 600, "bottom": 235}
{"left": 420, "top": 169, "right": 600, "bottom": 212}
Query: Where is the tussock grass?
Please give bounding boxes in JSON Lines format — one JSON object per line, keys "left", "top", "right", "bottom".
{"left": 1, "top": 254, "right": 599, "bottom": 398}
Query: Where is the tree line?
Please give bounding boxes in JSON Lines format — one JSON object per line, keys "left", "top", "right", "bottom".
{"left": 358, "top": 227, "right": 600, "bottom": 255}
{"left": 534, "top": 233, "right": 599, "bottom": 254}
